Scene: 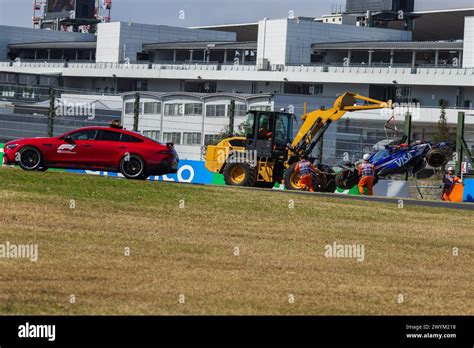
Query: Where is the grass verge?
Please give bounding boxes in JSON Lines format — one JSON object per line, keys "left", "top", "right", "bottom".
{"left": 0, "top": 167, "right": 472, "bottom": 315}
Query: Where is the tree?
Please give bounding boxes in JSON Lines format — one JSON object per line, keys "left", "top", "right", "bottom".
{"left": 212, "top": 121, "right": 248, "bottom": 145}
{"left": 433, "top": 99, "right": 450, "bottom": 142}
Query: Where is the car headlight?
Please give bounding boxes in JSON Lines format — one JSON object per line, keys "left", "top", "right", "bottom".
{"left": 6, "top": 144, "right": 19, "bottom": 150}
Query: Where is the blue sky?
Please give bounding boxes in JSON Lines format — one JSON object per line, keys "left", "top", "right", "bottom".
{"left": 0, "top": 0, "right": 473, "bottom": 27}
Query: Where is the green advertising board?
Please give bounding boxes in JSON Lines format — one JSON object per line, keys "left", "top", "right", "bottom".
{"left": 0, "top": 143, "right": 4, "bottom": 164}
{"left": 336, "top": 185, "right": 363, "bottom": 195}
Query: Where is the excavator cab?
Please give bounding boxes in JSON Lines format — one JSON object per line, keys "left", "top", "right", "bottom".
{"left": 244, "top": 111, "right": 294, "bottom": 159}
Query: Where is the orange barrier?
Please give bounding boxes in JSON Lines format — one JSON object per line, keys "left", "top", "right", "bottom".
{"left": 445, "top": 183, "right": 464, "bottom": 202}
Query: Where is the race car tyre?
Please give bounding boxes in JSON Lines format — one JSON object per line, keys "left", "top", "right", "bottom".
{"left": 335, "top": 170, "right": 359, "bottom": 190}
{"left": 223, "top": 162, "right": 257, "bottom": 187}
{"left": 17, "top": 146, "right": 42, "bottom": 171}
{"left": 120, "top": 154, "right": 147, "bottom": 179}
{"left": 324, "top": 177, "right": 337, "bottom": 193}
{"left": 426, "top": 149, "right": 447, "bottom": 168}
{"left": 38, "top": 167, "right": 49, "bottom": 172}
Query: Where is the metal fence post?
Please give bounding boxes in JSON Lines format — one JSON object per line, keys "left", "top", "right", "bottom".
{"left": 228, "top": 100, "right": 235, "bottom": 136}
{"left": 455, "top": 112, "right": 465, "bottom": 176}
{"left": 133, "top": 92, "right": 140, "bottom": 132}
{"left": 404, "top": 112, "right": 412, "bottom": 180}
{"left": 47, "top": 87, "right": 55, "bottom": 137}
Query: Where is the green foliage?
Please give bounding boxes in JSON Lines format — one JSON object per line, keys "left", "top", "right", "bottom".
{"left": 433, "top": 100, "right": 450, "bottom": 142}
{"left": 211, "top": 121, "right": 248, "bottom": 145}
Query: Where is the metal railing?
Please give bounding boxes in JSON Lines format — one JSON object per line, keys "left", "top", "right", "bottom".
{"left": 287, "top": 62, "right": 465, "bottom": 69}
{"left": 2, "top": 59, "right": 473, "bottom": 75}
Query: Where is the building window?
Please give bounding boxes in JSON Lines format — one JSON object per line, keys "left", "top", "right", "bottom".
{"left": 183, "top": 132, "right": 202, "bottom": 145}
{"left": 164, "top": 103, "right": 183, "bottom": 116}
{"left": 308, "top": 84, "right": 323, "bottom": 95}
{"left": 284, "top": 83, "right": 323, "bottom": 95}
{"left": 163, "top": 132, "right": 181, "bottom": 144}
{"left": 250, "top": 105, "right": 272, "bottom": 111}
{"left": 133, "top": 80, "right": 148, "bottom": 91}
{"left": 204, "top": 134, "right": 221, "bottom": 146}
{"left": 124, "top": 102, "right": 134, "bottom": 114}
{"left": 233, "top": 103, "right": 248, "bottom": 117}
{"left": 143, "top": 102, "right": 161, "bottom": 115}
{"left": 206, "top": 104, "right": 226, "bottom": 117}
{"left": 0, "top": 73, "right": 15, "bottom": 83}
{"left": 184, "top": 103, "right": 203, "bottom": 116}
{"left": 143, "top": 130, "right": 161, "bottom": 141}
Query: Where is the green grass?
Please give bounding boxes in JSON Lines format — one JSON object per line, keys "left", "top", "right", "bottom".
{"left": 0, "top": 167, "right": 472, "bottom": 315}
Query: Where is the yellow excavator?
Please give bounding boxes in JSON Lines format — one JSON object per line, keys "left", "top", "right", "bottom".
{"left": 205, "top": 92, "right": 391, "bottom": 191}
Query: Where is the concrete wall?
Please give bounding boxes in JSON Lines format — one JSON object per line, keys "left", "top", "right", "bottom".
{"left": 256, "top": 19, "right": 288, "bottom": 68}
{"left": 0, "top": 25, "right": 95, "bottom": 61}
{"left": 257, "top": 18, "right": 412, "bottom": 66}
{"left": 96, "top": 22, "right": 236, "bottom": 63}
{"left": 463, "top": 17, "right": 474, "bottom": 68}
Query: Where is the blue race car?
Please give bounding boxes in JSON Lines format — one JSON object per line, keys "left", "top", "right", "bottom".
{"left": 335, "top": 141, "right": 454, "bottom": 189}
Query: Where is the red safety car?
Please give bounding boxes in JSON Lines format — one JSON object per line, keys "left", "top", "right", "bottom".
{"left": 3, "top": 124, "right": 179, "bottom": 179}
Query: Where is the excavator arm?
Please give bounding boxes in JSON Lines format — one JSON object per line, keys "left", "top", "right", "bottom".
{"left": 287, "top": 92, "right": 391, "bottom": 164}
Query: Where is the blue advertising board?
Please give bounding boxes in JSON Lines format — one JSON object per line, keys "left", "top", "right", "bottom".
{"left": 66, "top": 159, "right": 221, "bottom": 185}
{"left": 462, "top": 179, "right": 474, "bottom": 203}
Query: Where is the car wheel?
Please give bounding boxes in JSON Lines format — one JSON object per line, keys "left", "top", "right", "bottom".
{"left": 324, "top": 177, "right": 337, "bottom": 193}
{"left": 426, "top": 149, "right": 447, "bottom": 168}
{"left": 17, "top": 146, "right": 42, "bottom": 171}
{"left": 120, "top": 154, "right": 147, "bottom": 179}
{"left": 38, "top": 167, "right": 48, "bottom": 172}
{"left": 335, "top": 170, "right": 359, "bottom": 190}
{"left": 223, "top": 163, "right": 257, "bottom": 187}
{"left": 284, "top": 163, "right": 302, "bottom": 190}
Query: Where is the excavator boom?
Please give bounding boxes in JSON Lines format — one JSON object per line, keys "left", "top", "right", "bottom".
{"left": 288, "top": 93, "right": 390, "bottom": 163}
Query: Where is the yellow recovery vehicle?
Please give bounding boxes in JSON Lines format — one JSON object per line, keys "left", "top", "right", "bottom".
{"left": 205, "top": 92, "right": 391, "bottom": 191}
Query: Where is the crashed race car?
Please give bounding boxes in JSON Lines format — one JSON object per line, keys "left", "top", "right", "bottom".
{"left": 284, "top": 161, "right": 338, "bottom": 193}
{"left": 335, "top": 141, "right": 454, "bottom": 189}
